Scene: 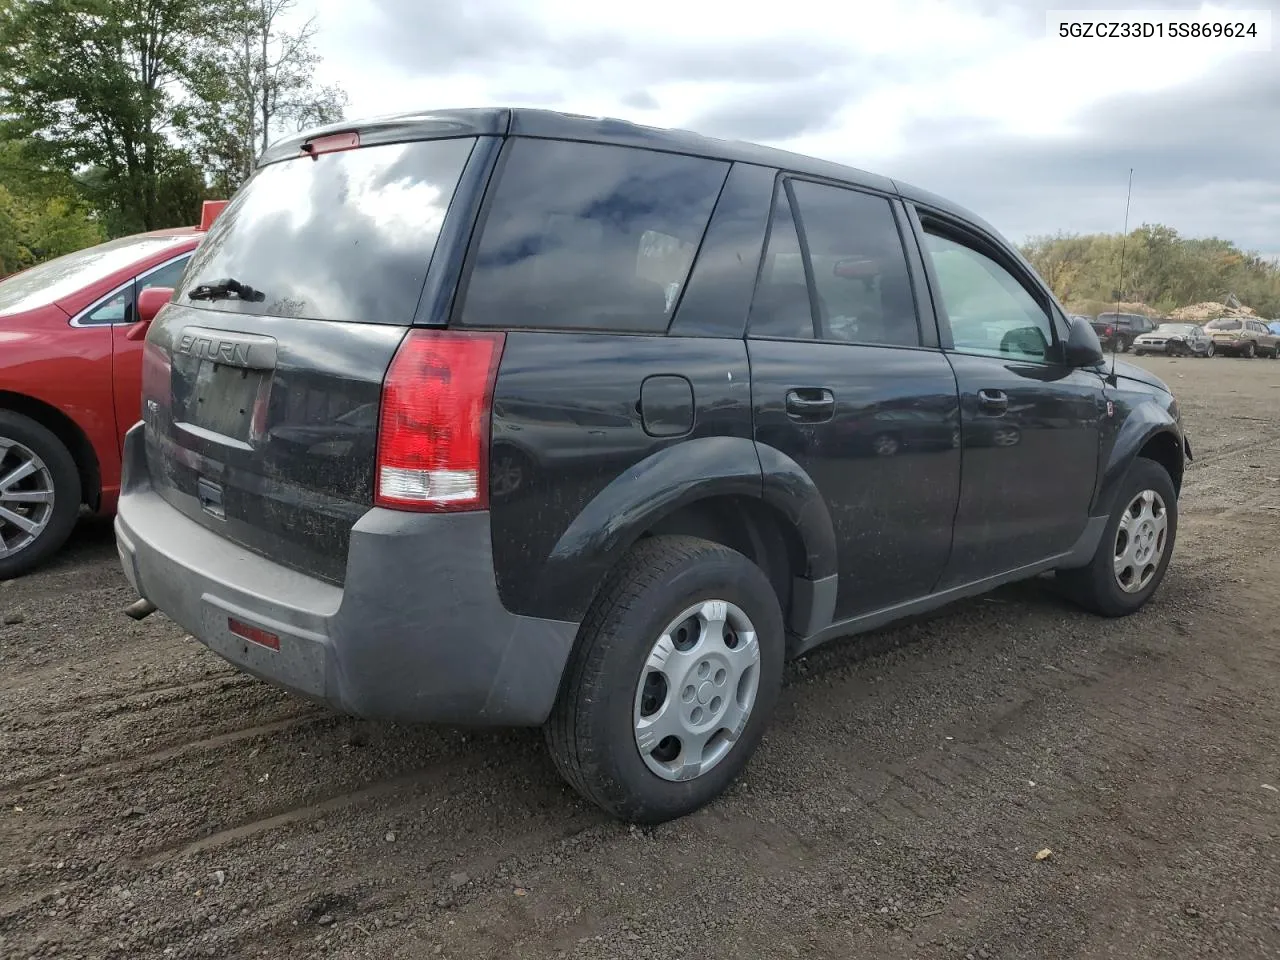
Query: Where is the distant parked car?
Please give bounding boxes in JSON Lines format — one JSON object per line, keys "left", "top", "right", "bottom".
{"left": 1204, "top": 317, "right": 1280, "bottom": 358}
{"left": 1132, "top": 323, "right": 1213, "bottom": 357}
{"left": 1267, "top": 319, "right": 1280, "bottom": 337}
{"left": 1091, "top": 312, "right": 1156, "bottom": 352}
{"left": 0, "top": 201, "right": 225, "bottom": 577}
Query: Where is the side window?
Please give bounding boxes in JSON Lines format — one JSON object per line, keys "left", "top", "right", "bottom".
{"left": 82, "top": 287, "right": 133, "bottom": 325}
{"left": 922, "top": 230, "right": 1054, "bottom": 361}
{"left": 139, "top": 255, "right": 190, "bottom": 294}
{"left": 789, "top": 181, "right": 919, "bottom": 346}
{"left": 458, "top": 139, "right": 729, "bottom": 333}
{"left": 747, "top": 188, "right": 813, "bottom": 340}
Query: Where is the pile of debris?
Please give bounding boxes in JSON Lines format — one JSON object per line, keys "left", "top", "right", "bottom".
{"left": 1168, "top": 298, "right": 1256, "bottom": 322}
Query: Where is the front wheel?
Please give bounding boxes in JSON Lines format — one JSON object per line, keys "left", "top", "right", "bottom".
{"left": 1204, "top": 343, "right": 1215, "bottom": 358}
{"left": 1057, "top": 457, "right": 1177, "bottom": 617}
{"left": 1243, "top": 341, "right": 1256, "bottom": 359}
{"left": 545, "top": 535, "right": 785, "bottom": 824}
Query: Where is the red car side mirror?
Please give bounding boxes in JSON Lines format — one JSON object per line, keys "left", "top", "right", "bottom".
{"left": 127, "top": 286, "right": 174, "bottom": 341}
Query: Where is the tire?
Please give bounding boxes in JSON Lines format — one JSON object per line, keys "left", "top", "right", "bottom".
{"left": 1204, "top": 343, "right": 1214, "bottom": 358}
{"left": 0, "top": 411, "right": 82, "bottom": 580}
{"left": 1243, "top": 341, "right": 1256, "bottom": 359}
{"left": 1133, "top": 350, "right": 1145, "bottom": 357}
{"left": 1057, "top": 457, "right": 1177, "bottom": 618}
{"left": 545, "top": 535, "right": 785, "bottom": 824}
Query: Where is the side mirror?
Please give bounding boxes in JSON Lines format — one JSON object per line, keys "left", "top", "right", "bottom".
{"left": 1063, "top": 315, "right": 1105, "bottom": 367}
{"left": 126, "top": 286, "right": 174, "bottom": 341}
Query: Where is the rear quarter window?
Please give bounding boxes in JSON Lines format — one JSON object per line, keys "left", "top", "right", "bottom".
{"left": 175, "top": 137, "right": 476, "bottom": 324}
{"left": 457, "top": 139, "right": 730, "bottom": 333}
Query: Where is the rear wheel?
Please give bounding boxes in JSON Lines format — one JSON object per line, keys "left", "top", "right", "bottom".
{"left": 1058, "top": 457, "right": 1176, "bottom": 617}
{"left": 0, "top": 412, "right": 82, "bottom": 580}
{"left": 545, "top": 535, "right": 785, "bottom": 823}
{"left": 1243, "top": 341, "right": 1256, "bottom": 359}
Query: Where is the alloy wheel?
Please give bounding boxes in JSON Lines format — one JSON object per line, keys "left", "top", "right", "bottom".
{"left": 0, "top": 437, "right": 56, "bottom": 559}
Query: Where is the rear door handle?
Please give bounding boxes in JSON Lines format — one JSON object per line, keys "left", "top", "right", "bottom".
{"left": 785, "top": 388, "right": 836, "bottom": 422}
{"left": 977, "top": 389, "right": 1008, "bottom": 414}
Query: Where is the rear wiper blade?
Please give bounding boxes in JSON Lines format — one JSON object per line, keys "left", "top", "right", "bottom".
{"left": 187, "top": 277, "right": 266, "bottom": 302}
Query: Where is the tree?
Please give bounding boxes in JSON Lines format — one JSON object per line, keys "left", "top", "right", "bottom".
{"left": 1019, "top": 225, "right": 1280, "bottom": 319}
{"left": 0, "top": 0, "right": 221, "bottom": 234}
{"left": 0, "top": 138, "right": 103, "bottom": 275}
{"left": 187, "top": 0, "right": 346, "bottom": 195}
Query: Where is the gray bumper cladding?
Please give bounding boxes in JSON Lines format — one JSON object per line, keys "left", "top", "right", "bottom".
{"left": 114, "top": 423, "right": 579, "bottom": 726}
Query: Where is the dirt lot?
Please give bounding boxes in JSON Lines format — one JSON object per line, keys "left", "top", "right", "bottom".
{"left": 2, "top": 355, "right": 1279, "bottom": 960}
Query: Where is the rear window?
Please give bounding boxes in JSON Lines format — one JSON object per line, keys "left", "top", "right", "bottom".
{"left": 1206, "top": 319, "right": 1242, "bottom": 330}
{"left": 0, "top": 234, "right": 190, "bottom": 317}
{"left": 457, "top": 138, "right": 729, "bottom": 333}
{"left": 175, "top": 137, "right": 476, "bottom": 324}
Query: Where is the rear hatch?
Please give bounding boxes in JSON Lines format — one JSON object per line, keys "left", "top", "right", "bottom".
{"left": 140, "top": 132, "right": 480, "bottom": 584}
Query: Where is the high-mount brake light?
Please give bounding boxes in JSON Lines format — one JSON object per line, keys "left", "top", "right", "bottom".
{"left": 300, "top": 131, "right": 361, "bottom": 158}
{"left": 375, "top": 330, "right": 506, "bottom": 513}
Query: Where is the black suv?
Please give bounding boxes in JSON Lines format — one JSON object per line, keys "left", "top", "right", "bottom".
{"left": 1091, "top": 311, "right": 1156, "bottom": 352}
{"left": 115, "top": 109, "right": 1191, "bottom": 824}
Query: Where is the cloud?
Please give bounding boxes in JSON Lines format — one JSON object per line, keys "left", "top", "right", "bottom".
{"left": 883, "top": 55, "right": 1280, "bottom": 249}
{"left": 299, "top": 0, "right": 1278, "bottom": 252}
{"left": 619, "top": 90, "right": 659, "bottom": 111}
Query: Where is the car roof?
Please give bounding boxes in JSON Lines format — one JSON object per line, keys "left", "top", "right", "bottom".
{"left": 258, "top": 106, "right": 1002, "bottom": 238}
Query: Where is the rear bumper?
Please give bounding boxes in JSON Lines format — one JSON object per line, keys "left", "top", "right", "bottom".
{"left": 114, "top": 423, "right": 579, "bottom": 726}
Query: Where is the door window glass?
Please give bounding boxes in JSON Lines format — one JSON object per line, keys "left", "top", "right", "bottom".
{"left": 747, "top": 189, "right": 814, "bottom": 339}
{"left": 789, "top": 181, "right": 919, "bottom": 346}
{"left": 82, "top": 287, "right": 133, "bottom": 325}
{"left": 923, "top": 231, "right": 1054, "bottom": 361}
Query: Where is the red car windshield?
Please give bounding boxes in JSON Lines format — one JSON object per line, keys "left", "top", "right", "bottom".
{"left": 0, "top": 234, "right": 192, "bottom": 317}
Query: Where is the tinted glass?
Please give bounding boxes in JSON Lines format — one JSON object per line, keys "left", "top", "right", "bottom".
{"left": 141, "top": 255, "right": 191, "bottom": 294}
{"left": 84, "top": 288, "right": 133, "bottom": 325}
{"left": 459, "top": 139, "right": 728, "bottom": 333}
{"left": 176, "top": 138, "right": 475, "bottom": 324}
{"left": 924, "top": 232, "right": 1054, "bottom": 361}
{"left": 789, "top": 181, "right": 918, "bottom": 347}
{"left": 0, "top": 235, "right": 191, "bottom": 317}
{"left": 747, "top": 189, "right": 813, "bottom": 340}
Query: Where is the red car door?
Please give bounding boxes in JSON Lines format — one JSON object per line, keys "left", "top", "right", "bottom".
{"left": 109, "top": 253, "right": 194, "bottom": 452}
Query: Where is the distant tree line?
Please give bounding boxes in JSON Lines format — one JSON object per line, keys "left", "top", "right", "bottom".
{"left": 0, "top": 0, "right": 345, "bottom": 275}
{"left": 1020, "top": 224, "right": 1280, "bottom": 319}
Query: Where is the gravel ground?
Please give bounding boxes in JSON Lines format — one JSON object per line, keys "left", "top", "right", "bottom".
{"left": 2, "top": 354, "right": 1279, "bottom": 960}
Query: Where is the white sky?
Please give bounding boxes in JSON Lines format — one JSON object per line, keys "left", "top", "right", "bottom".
{"left": 294, "top": 0, "right": 1278, "bottom": 254}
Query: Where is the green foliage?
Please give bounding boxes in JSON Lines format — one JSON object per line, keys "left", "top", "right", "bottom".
{"left": 0, "top": 0, "right": 225, "bottom": 233}
{"left": 1021, "top": 224, "right": 1280, "bottom": 318}
{"left": 0, "top": 138, "right": 103, "bottom": 276}
{"left": 0, "top": 0, "right": 345, "bottom": 262}
{"left": 184, "top": 0, "right": 346, "bottom": 195}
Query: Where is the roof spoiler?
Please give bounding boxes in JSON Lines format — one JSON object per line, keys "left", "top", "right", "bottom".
{"left": 199, "top": 200, "right": 229, "bottom": 232}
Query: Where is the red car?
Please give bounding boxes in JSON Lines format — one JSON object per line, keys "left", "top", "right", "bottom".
{"left": 0, "top": 202, "right": 226, "bottom": 577}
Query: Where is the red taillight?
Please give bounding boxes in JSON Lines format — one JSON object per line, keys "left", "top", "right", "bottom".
{"left": 375, "top": 329, "right": 506, "bottom": 512}
{"left": 1105, "top": 326, "right": 1114, "bottom": 335}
